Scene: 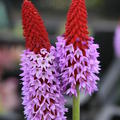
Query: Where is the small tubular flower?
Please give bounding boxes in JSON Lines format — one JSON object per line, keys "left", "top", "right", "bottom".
{"left": 55, "top": 0, "right": 100, "bottom": 96}
{"left": 20, "top": 0, "right": 67, "bottom": 120}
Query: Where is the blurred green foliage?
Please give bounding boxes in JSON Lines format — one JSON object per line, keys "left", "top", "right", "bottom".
{"left": 0, "top": 1, "right": 9, "bottom": 28}
{"left": 86, "top": 0, "right": 103, "bottom": 10}
{"left": 48, "top": 0, "right": 70, "bottom": 10}
{"left": 13, "top": 21, "right": 23, "bottom": 39}
{"left": 37, "top": 0, "right": 103, "bottom": 11}
{"left": 37, "top": 0, "right": 70, "bottom": 11}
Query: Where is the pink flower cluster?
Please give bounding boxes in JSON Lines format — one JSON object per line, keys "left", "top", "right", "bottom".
{"left": 55, "top": 36, "right": 100, "bottom": 96}
{"left": 20, "top": 48, "right": 67, "bottom": 120}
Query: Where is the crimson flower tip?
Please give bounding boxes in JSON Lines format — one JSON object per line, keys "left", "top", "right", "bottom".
{"left": 22, "top": 0, "right": 50, "bottom": 54}
{"left": 65, "top": 0, "right": 89, "bottom": 50}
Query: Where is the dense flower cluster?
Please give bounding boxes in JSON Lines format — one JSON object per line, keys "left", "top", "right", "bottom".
{"left": 20, "top": 0, "right": 100, "bottom": 119}
{"left": 22, "top": 0, "right": 50, "bottom": 53}
{"left": 54, "top": 0, "right": 100, "bottom": 96}
{"left": 56, "top": 36, "right": 100, "bottom": 96}
{"left": 20, "top": 48, "right": 67, "bottom": 120}
{"left": 65, "top": 0, "right": 89, "bottom": 50}
{"left": 21, "top": 1, "right": 67, "bottom": 120}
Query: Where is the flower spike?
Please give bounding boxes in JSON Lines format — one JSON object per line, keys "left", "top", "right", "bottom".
{"left": 65, "top": 0, "right": 89, "bottom": 50}
{"left": 20, "top": 0, "right": 67, "bottom": 120}
{"left": 22, "top": 0, "right": 50, "bottom": 53}
{"left": 56, "top": 0, "right": 100, "bottom": 96}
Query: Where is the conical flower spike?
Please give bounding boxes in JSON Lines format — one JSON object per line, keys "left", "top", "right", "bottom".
{"left": 65, "top": 0, "right": 89, "bottom": 50}
{"left": 56, "top": 0, "right": 100, "bottom": 96}
{"left": 20, "top": 0, "right": 67, "bottom": 120}
{"left": 22, "top": 0, "right": 50, "bottom": 53}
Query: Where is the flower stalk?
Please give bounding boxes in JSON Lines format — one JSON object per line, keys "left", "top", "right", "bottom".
{"left": 73, "top": 85, "right": 80, "bottom": 120}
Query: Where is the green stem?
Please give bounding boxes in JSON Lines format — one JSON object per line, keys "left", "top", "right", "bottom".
{"left": 72, "top": 85, "right": 80, "bottom": 120}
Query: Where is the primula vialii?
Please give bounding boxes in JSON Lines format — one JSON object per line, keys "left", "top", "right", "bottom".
{"left": 56, "top": 0, "right": 100, "bottom": 96}
{"left": 20, "top": 0, "right": 67, "bottom": 120}
{"left": 56, "top": 0, "right": 100, "bottom": 119}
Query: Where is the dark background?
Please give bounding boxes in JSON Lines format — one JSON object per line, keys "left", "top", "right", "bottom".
{"left": 0, "top": 0, "right": 120, "bottom": 120}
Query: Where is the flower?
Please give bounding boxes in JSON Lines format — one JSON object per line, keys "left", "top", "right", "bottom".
{"left": 55, "top": 0, "right": 100, "bottom": 96}
{"left": 114, "top": 23, "right": 120, "bottom": 58}
{"left": 20, "top": 0, "right": 67, "bottom": 119}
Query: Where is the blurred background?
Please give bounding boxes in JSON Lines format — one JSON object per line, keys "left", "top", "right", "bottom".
{"left": 0, "top": 0, "right": 120, "bottom": 120}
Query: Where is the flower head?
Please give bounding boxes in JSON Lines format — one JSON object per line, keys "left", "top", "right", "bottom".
{"left": 55, "top": 0, "right": 100, "bottom": 96}
{"left": 20, "top": 0, "right": 67, "bottom": 119}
